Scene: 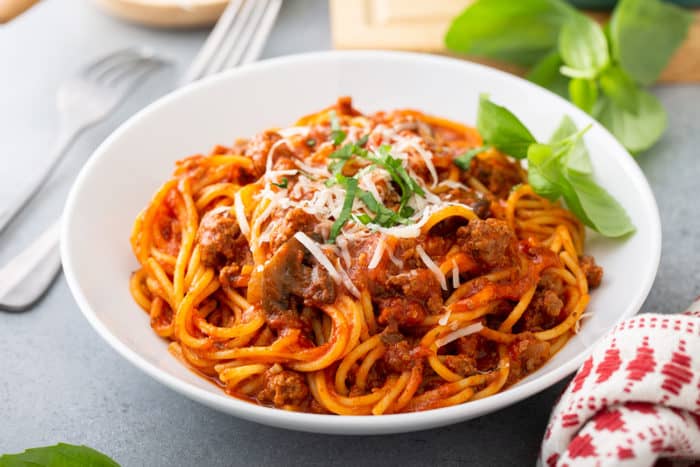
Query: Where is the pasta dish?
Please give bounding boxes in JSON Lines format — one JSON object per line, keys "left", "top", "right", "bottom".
{"left": 129, "top": 97, "right": 603, "bottom": 414}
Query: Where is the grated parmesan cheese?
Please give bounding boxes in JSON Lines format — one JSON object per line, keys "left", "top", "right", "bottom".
{"left": 438, "top": 309, "right": 452, "bottom": 326}
{"left": 336, "top": 258, "right": 361, "bottom": 298}
{"left": 294, "top": 232, "right": 342, "bottom": 284}
{"left": 277, "top": 126, "right": 310, "bottom": 138}
{"left": 435, "top": 323, "right": 484, "bottom": 348}
{"left": 233, "top": 191, "right": 250, "bottom": 237}
{"left": 416, "top": 245, "right": 447, "bottom": 291}
{"left": 368, "top": 235, "right": 386, "bottom": 269}
{"left": 451, "top": 258, "right": 460, "bottom": 289}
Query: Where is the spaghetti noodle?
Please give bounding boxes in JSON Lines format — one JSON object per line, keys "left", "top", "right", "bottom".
{"left": 129, "top": 97, "right": 603, "bottom": 414}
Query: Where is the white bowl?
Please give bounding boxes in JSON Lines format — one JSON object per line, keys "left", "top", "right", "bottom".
{"left": 61, "top": 51, "right": 661, "bottom": 435}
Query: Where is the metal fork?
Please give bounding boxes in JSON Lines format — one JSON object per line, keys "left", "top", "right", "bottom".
{"left": 0, "top": 48, "right": 168, "bottom": 234}
{"left": 0, "top": 0, "right": 283, "bottom": 312}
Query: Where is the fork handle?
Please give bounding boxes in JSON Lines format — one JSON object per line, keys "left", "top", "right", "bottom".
{"left": 0, "top": 0, "right": 40, "bottom": 23}
{"left": 0, "top": 127, "right": 79, "bottom": 234}
{"left": 0, "top": 220, "right": 61, "bottom": 311}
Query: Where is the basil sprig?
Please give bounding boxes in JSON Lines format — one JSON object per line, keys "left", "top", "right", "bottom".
{"left": 475, "top": 95, "right": 634, "bottom": 238}
{"left": 445, "top": 0, "right": 693, "bottom": 154}
{"left": 0, "top": 443, "right": 120, "bottom": 467}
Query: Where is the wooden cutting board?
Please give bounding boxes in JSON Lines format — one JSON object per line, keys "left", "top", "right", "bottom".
{"left": 329, "top": 0, "right": 700, "bottom": 83}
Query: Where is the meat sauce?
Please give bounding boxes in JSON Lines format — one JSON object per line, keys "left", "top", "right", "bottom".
{"left": 175, "top": 98, "right": 603, "bottom": 411}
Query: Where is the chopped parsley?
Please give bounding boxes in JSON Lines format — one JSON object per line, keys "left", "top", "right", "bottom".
{"left": 306, "top": 138, "right": 317, "bottom": 147}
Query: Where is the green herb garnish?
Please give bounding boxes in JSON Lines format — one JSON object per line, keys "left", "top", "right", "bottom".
{"left": 329, "top": 177, "right": 358, "bottom": 242}
{"left": 0, "top": 443, "right": 120, "bottom": 467}
{"left": 445, "top": 0, "right": 692, "bottom": 154}
{"left": 306, "top": 138, "right": 317, "bottom": 147}
{"left": 329, "top": 110, "right": 347, "bottom": 146}
{"left": 324, "top": 140, "right": 427, "bottom": 238}
{"left": 272, "top": 178, "right": 288, "bottom": 189}
{"left": 475, "top": 95, "right": 634, "bottom": 237}
{"left": 454, "top": 146, "right": 490, "bottom": 170}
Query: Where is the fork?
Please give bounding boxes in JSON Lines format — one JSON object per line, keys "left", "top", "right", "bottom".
{"left": 0, "top": 0, "right": 283, "bottom": 312}
{"left": 0, "top": 48, "right": 169, "bottom": 234}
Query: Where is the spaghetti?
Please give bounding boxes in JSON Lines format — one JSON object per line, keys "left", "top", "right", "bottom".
{"left": 129, "top": 97, "right": 603, "bottom": 414}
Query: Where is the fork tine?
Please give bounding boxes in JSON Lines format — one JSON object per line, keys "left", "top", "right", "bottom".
{"left": 84, "top": 48, "right": 144, "bottom": 78}
{"left": 105, "top": 59, "right": 169, "bottom": 89}
{"left": 216, "top": 0, "right": 272, "bottom": 72}
{"left": 180, "top": 0, "right": 243, "bottom": 85}
{"left": 239, "top": 0, "right": 282, "bottom": 66}
{"left": 204, "top": 0, "right": 259, "bottom": 76}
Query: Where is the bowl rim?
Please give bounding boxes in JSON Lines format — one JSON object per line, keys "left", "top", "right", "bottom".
{"left": 61, "top": 49, "right": 662, "bottom": 435}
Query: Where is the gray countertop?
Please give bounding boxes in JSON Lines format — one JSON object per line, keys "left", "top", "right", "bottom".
{"left": 1, "top": 1, "right": 699, "bottom": 465}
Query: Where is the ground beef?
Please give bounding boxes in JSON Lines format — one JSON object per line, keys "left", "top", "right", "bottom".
{"left": 245, "top": 130, "right": 294, "bottom": 177}
{"left": 385, "top": 269, "right": 443, "bottom": 314}
{"left": 196, "top": 208, "right": 250, "bottom": 268}
{"left": 443, "top": 355, "right": 478, "bottom": 377}
{"left": 377, "top": 298, "right": 427, "bottom": 327}
{"left": 266, "top": 208, "right": 326, "bottom": 253}
{"left": 443, "top": 334, "right": 492, "bottom": 376}
{"left": 458, "top": 218, "right": 519, "bottom": 270}
{"left": 437, "top": 187, "right": 491, "bottom": 219}
{"left": 506, "top": 333, "right": 551, "bottom": 385}
{"left": 258, "top": 237, "right": 336, "bottom": 329}
{"left": 519, "top": 272, "right": 565, "bottom": 331}
{"left": 256, "top": 368, "right": 309, "bottom": 408}
{"left": 580, "top": 255, "right": 603, "bottom": 288}
{"left": 382, "top": 339, "right": 429, "bottom": 372}
{"left": 219, "top": 264, "right": 249, "bottom": 289}
{"left": 467, "top": 154, "right": 523, "bottom": 199}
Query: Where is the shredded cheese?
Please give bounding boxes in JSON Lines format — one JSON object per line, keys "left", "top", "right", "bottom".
{"left": 233, "top": 191, "right": 250, "bottom": 238}
{"left": 293, "top": 232, "right": 342, "bottom": 284}
{"left": 451, "top": 258, "right": 460, "bottom": 289}
{"left": 368, "top": 236, "right": 386, "bottom": 269}
{"left": 416, "top": 245, "right": 447, "bottom": 291}
{"left": 336, "top": 236, "right": 352, "bottom": 268}
{"left": 438, "top": 309, "right": 452, "bottom": 326}
{"left": 265, "top": 138, "right": 293, "bottom": 176}
{"left": 435, "top": 323, "right": 484, "bottom": 348}
{"left": 277, "top": 126, "right": 310, "bottom": 138}
{"left": 335, "top": 258, "right": 361, "bottom": 298}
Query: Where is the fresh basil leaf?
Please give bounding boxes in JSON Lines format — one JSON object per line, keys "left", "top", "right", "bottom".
{"left": 565, "top": 170, "right": 635, "bottom": 237}
{"left": 558, "top": 13, "right": 610, "bottom": 76}
{"left": 526, "top": 143, "right": 562, "bottom": 200}
{"left": 593, "top": 90, "right": 667, "bottom": 154}
{"left": 568, "top": 78, "right": 598, "bottom": 114}
{"left": 272, "top": 177, "right": 288, "bottom": 189}
{"left": 549, "top": 116, "right": 592, "bottom": 174}
{"left": 477, "top": 95, "right": 536, "bottom": 159}
{"left": 444, "top": 0, "right": 576, "bottom": 66}
{"left": 356, "top": 213, "right": 372, "bottom": 224}
{"left": 356, "top": 134, "right": 369, "bottom": 146}
{"left": 610, "top": 0, "right": 693, "bottom": 85}
{"left": 329, "top": 177, "right": 358, "bottom": 242}
{"left": 526, "top": 50, "right": 569, "bottom": 97}
{"left": 598, "top": 65, "right": 640, "bottom": 114}
{"left": 329, "top": 110, "right": 347, "bottom": 145}
{"left": 0, "top": 443, "right": 119, "bottom": 467}
{"left": 454, "top": 146, "right": 489, "bottom": 170}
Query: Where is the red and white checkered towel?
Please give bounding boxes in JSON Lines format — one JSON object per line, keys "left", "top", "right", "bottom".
{"left": 540, "top": 300, "right": 700, "bottom": 466}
